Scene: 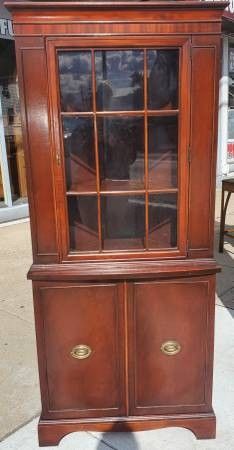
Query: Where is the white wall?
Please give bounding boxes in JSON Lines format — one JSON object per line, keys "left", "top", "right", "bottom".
{"left": 217, "top": 36, "right": 229, "bottom": 185}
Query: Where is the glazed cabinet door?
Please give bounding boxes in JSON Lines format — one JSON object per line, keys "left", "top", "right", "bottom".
{"left": 47, "top": 36, "right": 190, "bottom": 261}
{"left": 128, "top": 277, "right": 215, "bottom": 415}
{"left": 34, "top": 282, "right": 126, "bottom": 419}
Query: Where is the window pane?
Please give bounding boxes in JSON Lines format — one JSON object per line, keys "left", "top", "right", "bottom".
{"left": 148, "top": 116, "right": 178, "bottom": 189}
{"left": 0, "top": 40, "right": 28, "bottom": 206}
{"left": 62, "top": 117, "right": 96, "bottom": 192}
{"left": 0, "top": 164, "right": 4, "bottom": 207}
{"left": 97, "top": 116, "right": 144, "bottom": 190}
{"left": 228, "top": 109, "right": 234, "bottom": 140}
{"left": 95, "top": 50, "right": 144, "bottom": 111}
{"left": 58, "top": 51, "right": 92, "bottom": 112}
{"left": 101, "top": 195, "right": 145, "bottom": 250}
{"left": 229, "top": 45, "right": 234, "bottom": 108}
{"left": 67, "top": 196, "right": 99, "bottom": 251}
{"left": 147, "top": 50, "right": 179, "bottom": 110}
{"left": 148, "top": 193, "right": 177, "bottom": 248}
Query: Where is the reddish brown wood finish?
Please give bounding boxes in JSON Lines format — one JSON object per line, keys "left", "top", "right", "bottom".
{"left": 188, "top": 41, "right": 220, "bottom": 257}
{"left": 6, "top": 0, "right": 226, "bottom": 446}
{"left": 28, "top": 258, "right": 220, "bottom": 281}
{"left": 128, "top": 277, "right": 215, "bottom": 415}
{"left": 34, "top": 282, "right": 126, "bottom": 418}
{"left": 14, "top": 38, "right": 59, "bottom": 263}
{"left": 38, "top": 413, "right": 216, "bottom": 446}
{"left": 46, "top": 35, "right": 190, "bottom": 261}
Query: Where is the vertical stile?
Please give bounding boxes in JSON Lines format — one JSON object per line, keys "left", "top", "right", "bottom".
{"left": 124, "top": 280, "right": 129, "bottom": 415}
{"left": 91, "top": 49, "right": 102, "bottom": 252}
{"left": 144, "top": 49, "right": 149, "bottom": 250}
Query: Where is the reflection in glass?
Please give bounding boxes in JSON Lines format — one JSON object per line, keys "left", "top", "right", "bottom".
{"left": 228, "top": 110, "right": 234, "bottom": 140}
{"left": 148, "top": 116, "right": 178, "bottom": 189}
{"left": 58, "top": 51, "right": 92, "bottom": 112}
{"left": 95, "top": 50, "right": 144, "bottom": 111}
{"left": 97, "top": 116, "right": 144, "bottom": 189}
{"left": 1, "top": 72, "right": 27, "bottom": 204}
{"left": 62, "top": 117, "right": 96, "bottom": 191}
{"left": 228, "top": 45, "right": 234, "bottom": 108}
{"left": 0, "top": 164, "right": 4, "bottom": 207}
{"left": 68, "top": 196, "right": 99, "bottom": 251}
{"left": 101, "top": 195, "right": 145, "bottom": 250}
{"left": 147, "top": 50, "right": 179, "bottom": 110}
{"left": 148, "top": 193, "right": 177, "bottom": 248}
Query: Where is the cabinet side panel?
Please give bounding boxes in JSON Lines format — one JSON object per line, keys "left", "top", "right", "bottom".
{"left": 188, "top": 46, "right": 217, "bottom": 256}
{"left": 15, "top": 44, "right": 59, "bottom": 262}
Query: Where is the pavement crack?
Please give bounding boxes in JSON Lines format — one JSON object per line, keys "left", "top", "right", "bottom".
{"left": 0, "top": 308, "right": 33, "bottom": 325}
{"left": 0, "top": 414, "right": 40, "bottom": 443}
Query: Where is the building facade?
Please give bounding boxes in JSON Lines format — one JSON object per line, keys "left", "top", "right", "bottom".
{"left": 0, "top": 0, "right": 28, "bottom": 222}
{"left": 217, "top": 1, "right": 234, "bottom": 183}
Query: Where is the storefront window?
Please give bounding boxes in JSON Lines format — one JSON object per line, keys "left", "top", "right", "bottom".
{"left": 227, "top": 44, "right": 234, "bottom": 162}
{"left": 229, "top": 45, "right": 234, "bottom": 108}
{"left": 0, "top": 163, "right": 4, "bottom": 206}
{"left": 228, "top": 110, "right": 234, "bottom": 139}
{"left": 0, "top": 37, "right": 28, "bottom": 217}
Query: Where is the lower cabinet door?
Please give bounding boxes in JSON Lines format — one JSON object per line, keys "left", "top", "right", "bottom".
{"left": 35, "top": 282, "right": 126, "bottom": 418}
{"left": 128, "top": 277, "right": 215, "bottom": 415}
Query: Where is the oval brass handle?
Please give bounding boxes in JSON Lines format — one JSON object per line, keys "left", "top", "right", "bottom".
{"left": 161, "top": 340, "right": 181, "bottom": 356}
{"left": 71, "top": 344, "right": 92, "bottom": 360}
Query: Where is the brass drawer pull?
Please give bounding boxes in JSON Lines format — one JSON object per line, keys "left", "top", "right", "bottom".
{"left": 71, "top": 344, "right": 92, "bottom": 360}
{"left": 161, "top": 340, "right": 181, "bottom": 356}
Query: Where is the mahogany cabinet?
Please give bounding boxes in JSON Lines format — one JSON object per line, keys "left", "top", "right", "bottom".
{"left": 6, "top": 0, "right": 227, "bottom": 446}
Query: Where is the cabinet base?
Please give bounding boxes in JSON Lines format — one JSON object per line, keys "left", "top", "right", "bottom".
{"left": 38, "top": 412, "right": 216, "bottom": 446}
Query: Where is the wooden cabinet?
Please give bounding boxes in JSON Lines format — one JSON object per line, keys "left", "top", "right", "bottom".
{"left": 35, "top": 283, "right": 126, "bottom": 417}
{"left": 47, "top": 36, "right": 189, "bottom": 259}
{"left": 128, "top": 278, "right": 214, "bottom": 415}
{"left": 34, "top": 277, "right": 215, "bottom": 421}
{"left": 6, "top": 0, "right": 226, "bottom": 446}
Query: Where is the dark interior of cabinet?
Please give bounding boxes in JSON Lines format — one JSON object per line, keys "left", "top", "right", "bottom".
{"left": 58, "top": 48, "right": 179, "bottom": 253}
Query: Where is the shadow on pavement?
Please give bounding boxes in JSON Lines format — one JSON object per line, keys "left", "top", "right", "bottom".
{"left": 96, "top": 423, "right": 139, "bottom": 450}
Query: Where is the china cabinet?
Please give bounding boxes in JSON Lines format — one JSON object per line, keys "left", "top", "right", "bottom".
{"left": 6, "top": 0, "right": 227, "bottom": 446}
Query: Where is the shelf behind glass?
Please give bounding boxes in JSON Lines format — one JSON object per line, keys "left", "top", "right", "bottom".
{"left": 148, "top": 115, "right": 178, "bottom": 189}
{"left": 97, "top": 115, "right": 145, "bottom": 188}
{"left": 67, "top": 195, "right": 99, "bottom": 252}
{"left": 101, "top": 194, "right": 146, "bottom": 250}
{"left": 66, "top": 192, "right": 178, "bottom": 252}
{"left": 62, "top": 116, "right": 96, "bottom": 191}
{"left": 148, "top": 192, "right": 177, "bottom": 249}
{"left": 63, "top": 113, "right": 178, "bottom": 193}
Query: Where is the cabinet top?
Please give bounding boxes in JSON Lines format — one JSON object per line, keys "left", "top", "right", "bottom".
{"left": 4, "top": 0, "right": 229, "bottom": 12}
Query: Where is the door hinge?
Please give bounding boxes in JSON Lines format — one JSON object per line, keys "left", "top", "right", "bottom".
{"left": 56, "top": 152, "right": 61, "bottom": 166}
{"left": 188, "top": 146, "right": 192, "bottom": 164}
{"left": 190, "top": 45, "right": 192, "bottom": 62}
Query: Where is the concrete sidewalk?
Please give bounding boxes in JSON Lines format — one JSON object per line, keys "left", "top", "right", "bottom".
{"left": 0, "top": 191, "right": 233, "bottom": 449}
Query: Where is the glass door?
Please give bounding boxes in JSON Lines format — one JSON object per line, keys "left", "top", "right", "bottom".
{"left": 0, "top": 38, "right": 28, "bottom": 222}
{"left": 48, "top": 38, "right": 189, "bottom": 260}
